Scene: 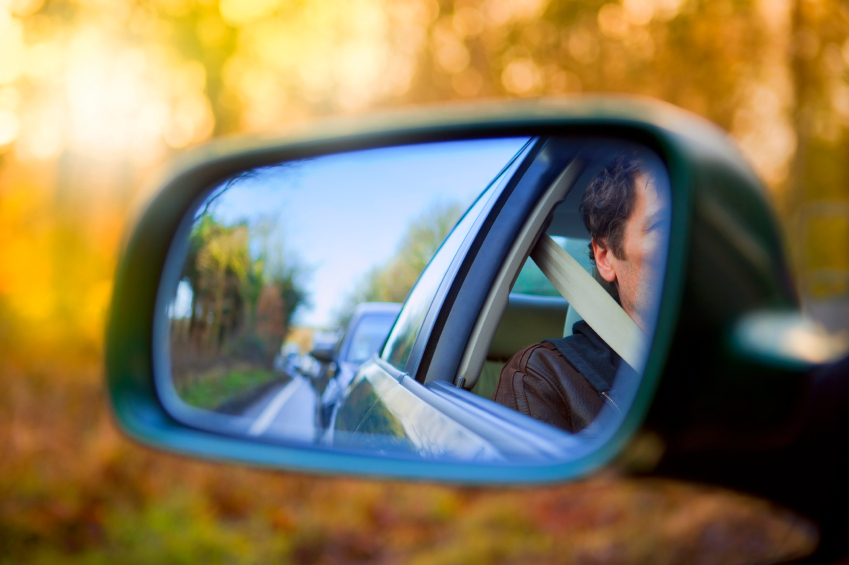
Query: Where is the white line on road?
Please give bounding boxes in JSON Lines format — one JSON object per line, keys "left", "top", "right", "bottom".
{"left": 247, "top": 377, "right": 304, "bottom": 437}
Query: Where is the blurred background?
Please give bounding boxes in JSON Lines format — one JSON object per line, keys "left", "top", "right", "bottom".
{"left": 1, "top": 0, "right": 846, "bottom": 562}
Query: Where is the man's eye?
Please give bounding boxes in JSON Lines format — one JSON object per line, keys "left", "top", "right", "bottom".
{"left": 648, "top": 219, "right": 668, "bottom": 232}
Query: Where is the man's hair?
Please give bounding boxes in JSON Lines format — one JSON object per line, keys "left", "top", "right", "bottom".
{"left": 580, "top": 156, "right": 643, "bottom": 264}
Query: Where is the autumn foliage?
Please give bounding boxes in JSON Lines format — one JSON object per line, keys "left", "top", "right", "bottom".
{"left": 2, "top": 0, "right": 848, "bottom": 561}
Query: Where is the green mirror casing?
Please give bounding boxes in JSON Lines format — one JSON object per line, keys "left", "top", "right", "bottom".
{"left": 106, "top": 97, "right": 804, "bottom": 485}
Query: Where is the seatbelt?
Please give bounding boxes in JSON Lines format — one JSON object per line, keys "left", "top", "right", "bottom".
{"left": 530, "top": 234, "right": 648, "bottom": 370}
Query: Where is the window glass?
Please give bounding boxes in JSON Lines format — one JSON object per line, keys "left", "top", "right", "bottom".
{"left": 512, "top": 236, "right": 593, "bottom": 297}
{"left": 345, "top": 314, "right": 398, "bottom": 364}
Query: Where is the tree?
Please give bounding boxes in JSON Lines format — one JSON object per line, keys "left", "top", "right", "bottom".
{"left": 196, "top": 223, "right": 251, "bottom": 351}
{"left": 252, "top": 216, "right": 310, "bottom": 340}
{"left": 336, "top": 200, "right": 464, "bottom": 325}
{"left": 179, "top": 212, "right": 310, "bottom": 362}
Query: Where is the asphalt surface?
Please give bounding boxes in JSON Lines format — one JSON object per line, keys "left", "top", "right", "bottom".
{"left": 241, "top": 374, "right": 318, "bottom": 443}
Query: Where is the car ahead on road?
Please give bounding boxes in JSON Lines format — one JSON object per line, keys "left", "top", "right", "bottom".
{"left": 300, "top": 329, "right": 342, "bottom": 396}
{"left": 319, "top": 302, "right": 402, "bottom": 430}
{"left": 107, "top": 98, "right": 849, "bottom": 564}
{"left": 273, "top": 342, "right": 302, "bottom": 376}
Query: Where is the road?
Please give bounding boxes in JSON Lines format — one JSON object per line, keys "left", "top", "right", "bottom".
{"left": 241, "top": 374, "right": 319, "bottom": 443}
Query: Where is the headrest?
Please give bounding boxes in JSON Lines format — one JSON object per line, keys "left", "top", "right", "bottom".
{"left": 488, "top": 293, "right": 569, "bottom": 360}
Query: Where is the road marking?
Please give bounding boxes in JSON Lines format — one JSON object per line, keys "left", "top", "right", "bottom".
{"left": 247, "top": 377, "right": 304, "bottom": 437}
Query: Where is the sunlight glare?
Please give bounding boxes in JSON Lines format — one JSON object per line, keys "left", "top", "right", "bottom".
{"left": 220, "top": 0, "right": 281, "bottom": 26}
{"left": 222, "top": 0, "right": 426, "bottom": 126}
{"left": 14, "top": 105, "right": 62, "bottom": 161}
{"left": 0, "top": 10, "right": 25, "bottom": 84}
{"left": 0, "top": 110, "right": 20, "bottom": 146}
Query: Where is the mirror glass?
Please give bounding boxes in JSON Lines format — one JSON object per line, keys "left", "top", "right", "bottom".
{"left": 159, "top": 136, "right": 671, "bottom": 463}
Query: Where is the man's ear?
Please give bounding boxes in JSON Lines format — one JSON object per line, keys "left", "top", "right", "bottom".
{"left": 592, "top": 239, "right": 617, "bottom": 283}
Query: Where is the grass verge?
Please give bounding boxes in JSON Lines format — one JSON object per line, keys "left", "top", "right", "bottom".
{"left": 176, "top": 366, "right": 282, "bottom": 410}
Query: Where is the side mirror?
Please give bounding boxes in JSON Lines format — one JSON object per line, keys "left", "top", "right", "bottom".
{"left": 308, "top": 347, "right": 335, "bottom": 364}
{"left": 106, "top": 98, "right": 848, "bottom": 541}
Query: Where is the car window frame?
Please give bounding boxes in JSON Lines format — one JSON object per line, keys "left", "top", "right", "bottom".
{"left": 455, "top": 157, "right": 586, "bottom": 390}
{"left": 377, "top": 137, "right": 542, "bottom": 377}
{"left": 419, "top": 137, "right": 584, "bottom": 385}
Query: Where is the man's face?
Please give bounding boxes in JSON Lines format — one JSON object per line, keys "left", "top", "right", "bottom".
{"left": 593, "top": 171, "right": 668, "bottom": 332}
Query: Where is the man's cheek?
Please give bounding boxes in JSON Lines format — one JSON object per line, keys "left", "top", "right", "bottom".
{"left": 642, "top": 233, "right": 664, "bottom": 263}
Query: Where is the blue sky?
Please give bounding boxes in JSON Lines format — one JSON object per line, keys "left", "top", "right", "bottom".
{"left": 191, "top": 137, "right": 529, "bottom": 327}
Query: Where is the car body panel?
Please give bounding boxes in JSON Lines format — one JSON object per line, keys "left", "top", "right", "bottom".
{"left": 333, "top": 356, "right": 583, "bottom": 461}
{"left": 318, "top": 302, "right": 401, "bottom": 427}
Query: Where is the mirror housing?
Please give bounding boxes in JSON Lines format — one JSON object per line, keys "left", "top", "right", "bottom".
{"left": 106, "top": 97, "right": 847, "bottom": 498}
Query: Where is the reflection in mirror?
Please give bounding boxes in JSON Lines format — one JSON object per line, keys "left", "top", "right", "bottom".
{"left": 159, "top": 136, "right": 671, "bottom": 464}
{"left": 459, "top": 146, "right": 670, "bottom": 442}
